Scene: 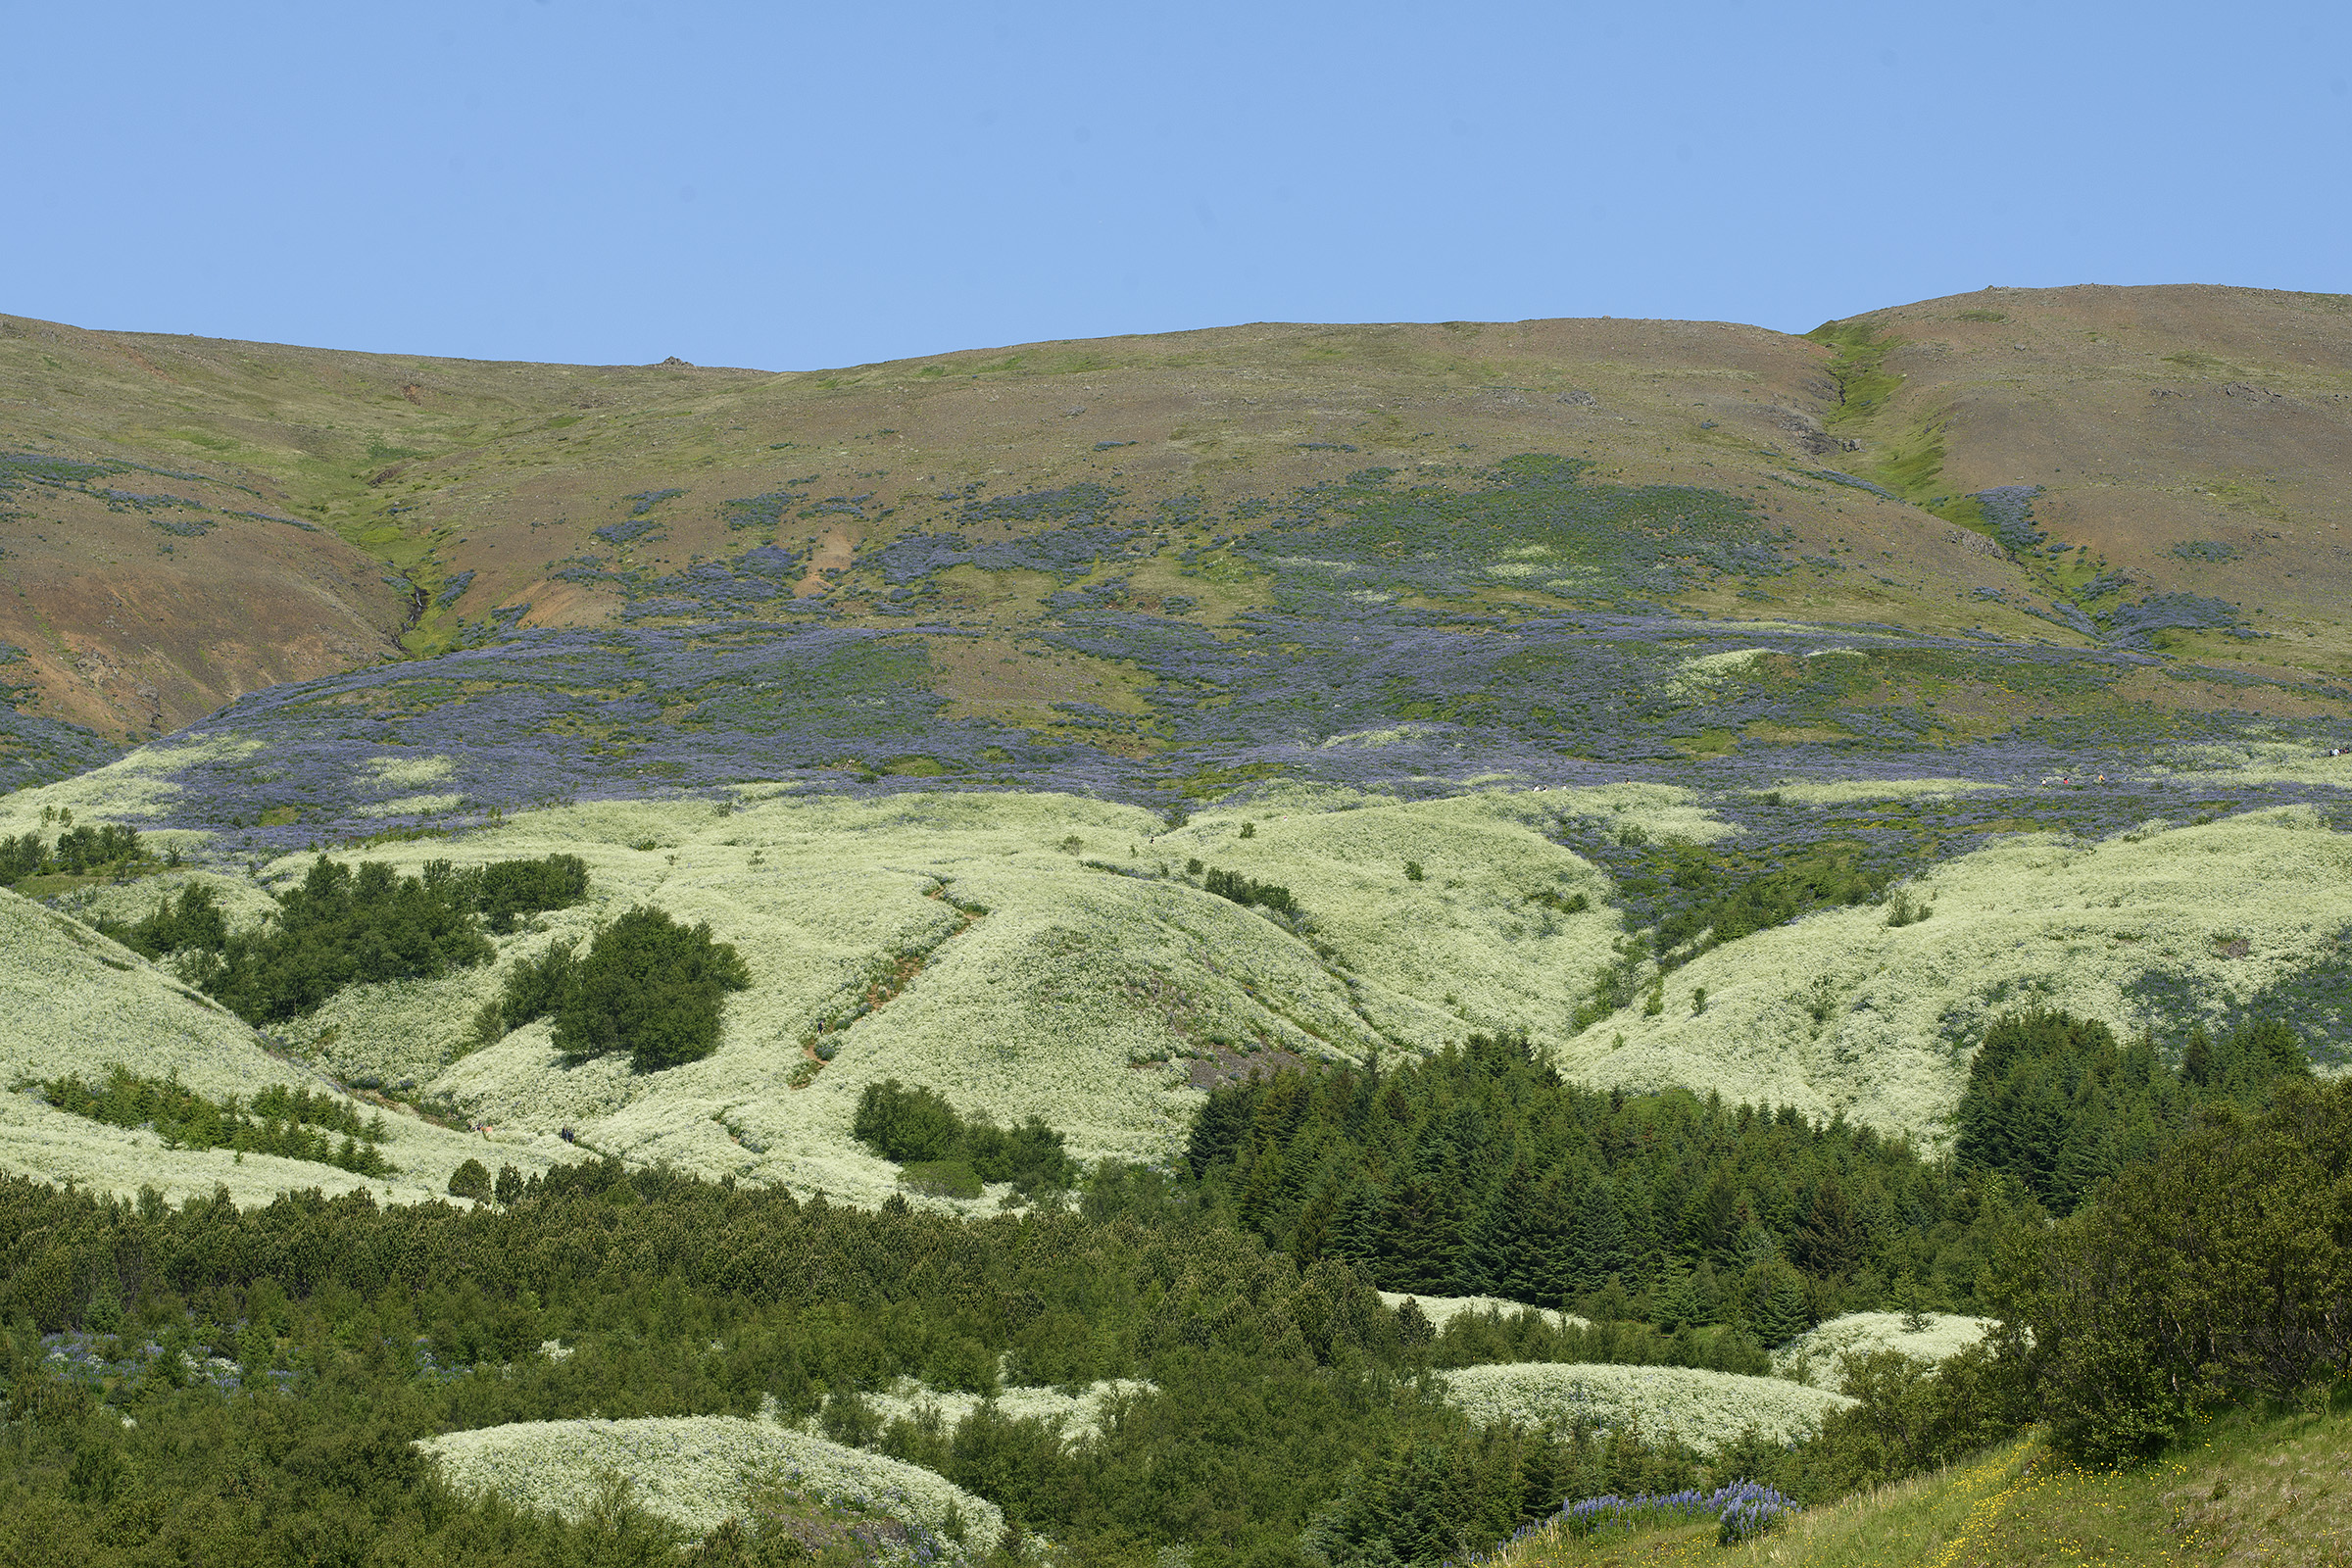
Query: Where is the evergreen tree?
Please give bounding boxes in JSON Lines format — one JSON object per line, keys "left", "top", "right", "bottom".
{"left": 554, "top": 906, "right": 752, "bottom": 1071}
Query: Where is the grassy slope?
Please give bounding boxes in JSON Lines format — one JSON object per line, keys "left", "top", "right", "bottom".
{"left": 1561, "top": 797, "right": 2352, "bottom": 1134}
{"left": 0, "top": 887, "right": 569, "bottom": 1204}
{"left": 1497, "top": 1396, "right": 2352, "bottom": 1566}
{"left": 1811, "top": 285, "right": 2352, "bottom": 681}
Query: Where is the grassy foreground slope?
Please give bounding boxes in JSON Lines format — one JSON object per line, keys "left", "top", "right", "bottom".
{"left": 1496, "top": 1397, "right": 2352, "bottom": 1566}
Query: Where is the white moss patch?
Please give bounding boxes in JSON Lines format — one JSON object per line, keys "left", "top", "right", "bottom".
{"left": 1772, "top": 1311, "right": 1995, "bottom": 1391}
{"left": 419, "top": 1415, "right": 1003, "bottom": 1546}
{"left": 857, "top": 1377, "right": 1154, "bottom": 1442}
{"left": 0, "top": 734, "right": 262, "bottom": 837}
{"left": 1375, "top": 1292, "right": 1586, "bottom": 1332}
{"left": 365, "top": 754, "right": 457, "bottom": 789}
{"left": 1436, "top": 1362, "right": 1852, "bottom": 1453}
{"left": 1769, "top": 777, "right": 2003, "bottom": 805}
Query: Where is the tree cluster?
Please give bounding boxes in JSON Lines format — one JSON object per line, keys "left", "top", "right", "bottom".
{"left": 853, "top": 1080, "right": 1079, "bottom": 1200}
{"left": 1187, "top": 1034, "right": 2034, "bottom": 1343}
{"left": 0, "top": 818, "right": 146, "bottom": 887}
{"left": 37, "top": 1065, "right": 392, "bottom": 1177}
{"left": 113, "top": 854, "right": 591, "bottom": 1026}
{"left": 488, "top": 906, "right": 751, "bottom": 1071}
{"left": 1992, "top": 1076, "right": 2352, "bottom": 1463}
{"left": 1955, "top": 1006, "right": 2312, "bottom": 1215}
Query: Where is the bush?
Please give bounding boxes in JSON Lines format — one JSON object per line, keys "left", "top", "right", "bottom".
{"left": 856, "top": 1080, "right": 1078, "bottom": 1197}
{"left": 552, "top": 906, "right": 751, "bottom": 1071}
{"left": 38, "top": 1065, "right": 392, "bottom": 1176}
{"left": 1203, "top": 865, "right": 1295, "bottom": 914}
{"left": 496, "top": 938, "right": 581, "bottom": 1032}
{"left": 1784, "top": 1346, "right": 2024, "bottom": 1496}
{"left": 100, "top": 883, "right": 228, "bottom": 958}
{"left": 1993, "top": 1078, "right": 2352, "bottom": 1463}
{"left": 0, "top": 831, "right": 46, "bottom": 885}
{"left": 460, "top": 853, "right": 590, "bottom": 934}
{"left": 856, "top": 1081, "right": 964, "bottom": 1163}
{"left": 448, "top": 1158, "right": 492, "bottom": 1202}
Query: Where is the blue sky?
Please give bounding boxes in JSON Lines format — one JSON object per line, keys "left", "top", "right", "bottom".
{"left": 7, "top": 2, "right": 2345, "bottom": 369}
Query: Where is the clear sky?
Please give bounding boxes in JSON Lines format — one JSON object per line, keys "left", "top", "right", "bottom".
{"left": 7, "top": 1, "right": 2345, "bottom": 370}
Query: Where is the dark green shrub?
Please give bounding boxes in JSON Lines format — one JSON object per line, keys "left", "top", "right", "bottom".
{"left": 856, "top": 1080, "right": 1078, "bottom": 1197}
{"left": 552, "top": 906, "right": 751, "bottom": 1071}
{"left": 856, "top": 1080, "right": 964, "bottom": 1162}
{"left": 183, "top": 856, "right": 495, "bottom": 1024}
{"left": 1784, "top": 1345, "right": 2025, "bottom": 1496}
{"left": 0, "top": 831, "right": 46, "bottom": 885}
{"left": 51, "top": 823, "right": 142, "bottom": 874}
{"left": 1993, "top": 1078, "right": 2352, "bottom": 1462}
{"left": 497, "top": 938, "right": 580, "bottom": 1030}
{"left": 100, "top": 883, "right": 228, "bottom": 958}
{"left": 448, "top": 1157, "right": 492, "bottom": 1202}
{"left": 1203, "top": 865, "right": 1295, "bottom": 914}
{"left": 457, "top": 853, "right": 590, "bottom": 933}
{"left": 38, "top": 1064, "right": 391, "bottom": 1175}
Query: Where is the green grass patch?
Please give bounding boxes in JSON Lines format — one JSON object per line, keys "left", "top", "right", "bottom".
{"left": 1804, "top": 322, "right": 1904, "bottom": 427}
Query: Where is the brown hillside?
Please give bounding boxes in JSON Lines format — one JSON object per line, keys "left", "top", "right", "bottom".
{"left": 1817, "top": 284, "right": 2352, "bottom": 677}
{"left": 4, "top": 286, "right": 2348, "bottom": 751}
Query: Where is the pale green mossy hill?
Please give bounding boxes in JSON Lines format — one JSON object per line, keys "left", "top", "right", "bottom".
{"left": 0, "top": 887, "right": 569, "bottom": 1205}
{"left": 1560, "top": 796, "right": 2352, "bottom": 1132}
{"left": 11, "top": 774, "right": 2349, "bottom": 1210}
{"left": 418, "top": 1413, "right": 1005, "bottom": 1552}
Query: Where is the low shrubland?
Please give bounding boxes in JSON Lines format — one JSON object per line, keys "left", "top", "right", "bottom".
{"left": 34, "top": 1064, "right": 393, "bottom": 1176}
{"left": 853, "top": 1079, "right": 1078, "bottom": 1200}
{"left": 2, "top": 1071, "right": 2348, "bottom": 1566}
{"left": 1435, "top": 1362, "right": 1851, "bottom": 1454}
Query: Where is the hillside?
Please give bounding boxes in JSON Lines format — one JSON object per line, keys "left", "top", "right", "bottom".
{"left": 3, "top": 287, "right": 2352, "bottom": 1206}
{"left": 6, "top": 286, "right": 2348, "bottom": 790}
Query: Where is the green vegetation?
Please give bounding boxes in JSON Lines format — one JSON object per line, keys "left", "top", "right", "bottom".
{"left": 1644, "top": 841, "right": 1886, "bottom": 957}
{"left": 0, "top": 1159, "right": 1742, "bottom": 1568}
{"left": 5, "top": 1067, "right": 2349, "bottom": 1566}
{"left": 1804, "top": 322, "right": 1902, "bottom": 427}
{"left": 514, "top": 906, "right": 752, "bottom": 1071}
{"left": 1955, "top": 1006, "right": 2311, "bottom": 1215}
{"left": 1200, "top": 863, "right": 1296, "bottom": 914}
{"left": 97, "top": 882, "right": 227, "bottom": 956}
{"left": 150, "top": 854, "right": 589, "bottom": 1026}
{"left": 0, "top": 818, "right": 148, "bottom": 888}
{"left": 181, "top": 858, "right": 492, "bottom": 1022}
{"left": 1186, "top": 1034, "right": 2037, "bottom": 1337}
{"left": 1993, "top": 1076, "right": 2352, "bottom": 1463}
{"left": 853, "top": 1080, "right": 1079, "bottom": 1200}
{"left": 34, "top": 1064, "right": 392, "bottom": 1176}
